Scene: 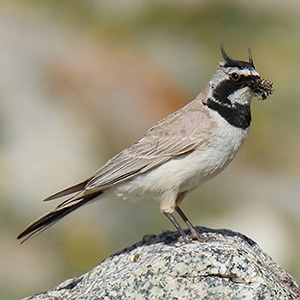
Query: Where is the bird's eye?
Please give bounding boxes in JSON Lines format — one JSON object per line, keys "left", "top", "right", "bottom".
{"left": 230, "top": 73, "right": 240, "bottom": 81}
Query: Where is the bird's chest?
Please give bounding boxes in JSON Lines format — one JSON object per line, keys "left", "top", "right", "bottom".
{"left": 179, "top": 119, "right": 249, "bottom": 191}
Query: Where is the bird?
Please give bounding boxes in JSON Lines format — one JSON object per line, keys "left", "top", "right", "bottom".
{"left": 17, "top": 46, "right": 274, "bottom": 243}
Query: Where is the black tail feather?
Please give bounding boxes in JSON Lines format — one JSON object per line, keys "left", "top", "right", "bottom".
{"left": 17, "top": 191, "right": 102, "bottom": 243}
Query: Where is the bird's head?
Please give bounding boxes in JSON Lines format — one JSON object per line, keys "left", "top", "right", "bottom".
{"left": 209, "top": 46, "right": 274, "bottom": 107}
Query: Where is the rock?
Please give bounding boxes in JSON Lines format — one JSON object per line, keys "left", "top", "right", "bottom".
{"left": 24, "top": 227, "right": 300, "bottom": 300}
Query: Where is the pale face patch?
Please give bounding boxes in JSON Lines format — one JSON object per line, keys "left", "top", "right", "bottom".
{"left": 228, "top": 86, "right": 254, "bottom": 106}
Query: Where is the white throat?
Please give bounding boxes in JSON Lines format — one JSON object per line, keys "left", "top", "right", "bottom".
{"left": 228, "top": 86, "right": 254, "bottom": 106}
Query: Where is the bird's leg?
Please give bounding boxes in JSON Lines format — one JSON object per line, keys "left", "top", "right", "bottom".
{"left": 163, "top": 212, "right": 190, "bottom": 243}
{"left": 175, "top": 206, "right": 202, "bottom": 241}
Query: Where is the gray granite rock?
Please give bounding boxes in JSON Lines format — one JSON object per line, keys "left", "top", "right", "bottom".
{"left": 25, "top": 227, "right": 299, "bottom": 300}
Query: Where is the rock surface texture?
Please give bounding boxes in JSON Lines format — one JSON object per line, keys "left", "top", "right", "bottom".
{"left": 25, "top": 227, "right": 299, "bottom": 300}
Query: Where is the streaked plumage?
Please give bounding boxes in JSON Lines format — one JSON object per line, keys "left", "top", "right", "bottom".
{"left": 17, "top": 46, "right": 273, "bottom": 243}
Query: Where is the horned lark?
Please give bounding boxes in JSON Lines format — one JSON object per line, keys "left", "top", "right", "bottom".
{"left": 18, "top": 46, "right": 273, "bottom": 243}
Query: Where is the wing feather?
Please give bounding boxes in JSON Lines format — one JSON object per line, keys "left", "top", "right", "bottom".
{"left": 44, "top": 93, "right": 212, "bottom": 202}
{"left": 86, "top": 103, "right": 211, "bottom": 190}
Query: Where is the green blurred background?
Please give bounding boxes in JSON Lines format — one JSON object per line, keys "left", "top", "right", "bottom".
{"left": 1, "top": 1, "right": 299, "bottom": 298}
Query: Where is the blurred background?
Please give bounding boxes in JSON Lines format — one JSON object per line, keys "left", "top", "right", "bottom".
{"left": 0, "top": 0, "right": 299, "bottom": 298}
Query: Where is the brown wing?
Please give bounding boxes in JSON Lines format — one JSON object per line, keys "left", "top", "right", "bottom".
{"left": 86, "top": 103, "right": 211, "bottom": 191}
{"left": 45, "top": 94, "right": 212, "bottom": 201}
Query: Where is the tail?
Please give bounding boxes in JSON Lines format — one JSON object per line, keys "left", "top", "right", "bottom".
{"left": 17, "top": 191, "right": 102, "bottom": 243}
